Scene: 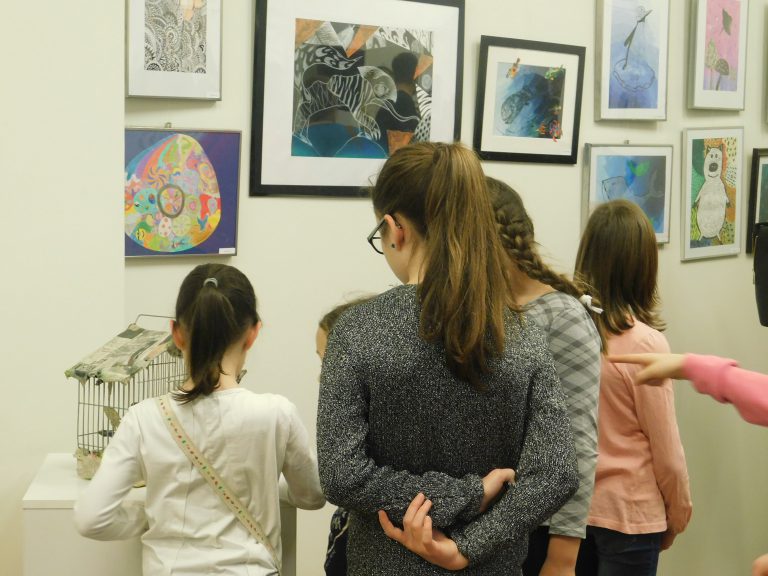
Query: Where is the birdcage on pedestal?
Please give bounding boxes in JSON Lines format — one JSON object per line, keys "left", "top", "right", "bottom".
{"left": 65, "top": 317, "right": 186, "bottom": 479}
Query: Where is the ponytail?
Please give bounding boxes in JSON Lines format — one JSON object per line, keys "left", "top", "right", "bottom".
{"left": 372, "top": 142, "right": 516, "bottom": 390}
{"left": 173, "top": 264, "right": 259, "bottom": 403}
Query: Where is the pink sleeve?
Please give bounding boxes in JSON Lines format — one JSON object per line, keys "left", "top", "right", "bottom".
{"left": 631, "top": 331, "right": 692, "bottom": 535}
{"left": 683, "top": 354, "right": 768, "bottom": 427}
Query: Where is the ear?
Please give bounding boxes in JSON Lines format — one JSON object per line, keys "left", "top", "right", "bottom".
{"left": 383, "top": 214, "right": 405, "bottom": 249}
{"left": 243, "top": 321, "right": 262, "bottom": 351}
{"left": 171, "top": 320, "right": 186, "bottom": 351}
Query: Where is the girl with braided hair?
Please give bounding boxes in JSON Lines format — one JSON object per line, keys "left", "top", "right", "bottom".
{"left": 487, "top": 177, "right": 603, "bottom": 576}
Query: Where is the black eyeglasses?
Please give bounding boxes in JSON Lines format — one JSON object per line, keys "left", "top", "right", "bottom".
{"left": 367, "top": 217, "right": 387, "bottom": 254}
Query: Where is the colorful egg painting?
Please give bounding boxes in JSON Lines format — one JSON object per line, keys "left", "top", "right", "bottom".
{"left": 125, "top": 134, "right": 222, "bottom": 253}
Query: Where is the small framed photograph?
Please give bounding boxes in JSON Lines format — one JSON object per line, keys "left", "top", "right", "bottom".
{"left": 250, "top": 0, "right": 465, "bottom": 196}
{"left": 583, "top": 144, "right": 673, "bottom": 243}
{"left": 473, "top": 36, "right": 585, "bottom": 164}
{"left": 125, "top": 128, "right": 241, "bottom": 257}
{"left": 127, "top": 0, "right": 222, "bottom": 99}
{"left": 688, "top": 0, "right": 748, "bottom": 110}
{"left": 747, "top": 149, "right": 768, "bottom": 253}
{"left": 596, "top": 0, "right": 670, "bottom": 120}
{"left": 682, "top": 127, "right": 744, "bottom": 261}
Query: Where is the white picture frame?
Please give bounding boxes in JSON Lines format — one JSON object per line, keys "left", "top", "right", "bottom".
{"left": 596, "top": 0, "right": 670, "bottom": 121}
{"left": 682, "top": 127, "right": 744, "bottom": 261}
{"left": 688, "top": 0, "right": 748, "bottom": 110}
{"left": 583, "top": 144, "right": 673, "bottom": 243}
{"left": 127, "top": 0, "right": 222, "bottom": 100}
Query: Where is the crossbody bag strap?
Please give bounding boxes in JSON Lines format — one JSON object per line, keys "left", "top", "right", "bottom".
{"left": 156, "top": 394, "right": 281, "bottom": 573}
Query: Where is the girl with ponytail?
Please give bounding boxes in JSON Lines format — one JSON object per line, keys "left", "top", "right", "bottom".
{"left": 487, "top": 177, "right": 602, "bottom": 576}
{"left": 316, "top": 142, "right": 579, "bottom": 575}
{"left": 75, "top": 263, "right": 325, "bottom": 575}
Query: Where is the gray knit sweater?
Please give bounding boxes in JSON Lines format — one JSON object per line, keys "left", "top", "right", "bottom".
{"left": 317, "top": 285, "right": 578, "bottom": 575}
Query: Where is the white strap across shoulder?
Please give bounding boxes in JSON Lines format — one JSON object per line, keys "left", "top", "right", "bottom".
{"left": 156, "top": 394, "right": 281, "bottom": 573}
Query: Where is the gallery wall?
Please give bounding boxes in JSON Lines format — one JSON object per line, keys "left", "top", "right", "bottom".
{"left": 1, "top": 1, "right": 766, "bottom": 576}
{"left": 0, "top": 2, "right": 126, "bottom": 575}
{"left": 124, "top": 1, "right": 768, "bottom": 574}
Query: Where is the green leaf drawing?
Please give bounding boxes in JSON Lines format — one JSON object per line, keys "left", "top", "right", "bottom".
{"left": 722, "top": 9, "right": 732, "bottom": 35}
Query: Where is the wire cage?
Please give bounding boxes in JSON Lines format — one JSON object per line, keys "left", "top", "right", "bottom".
{"left": 66, "top": 318, "right": 187, "bottom": 479}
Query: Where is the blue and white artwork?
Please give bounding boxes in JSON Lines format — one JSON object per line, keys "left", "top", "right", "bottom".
{"left": 600, "top": 0, "right": 668, "bottom": 119}
{"left": 493, "top": 62, "right": 566, "bottom": 141}
{"left": 588, "top": 146, "right": 673, "bottom": 242}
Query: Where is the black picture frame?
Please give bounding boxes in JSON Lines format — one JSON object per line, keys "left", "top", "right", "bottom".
{"left": 747, "top": 148, "right": 768, "bottom": 254}
{"left": 249, "top": 0, "right": 465, "bottom": 197}
{"left": 473, "top": 36, "right": 585, "bottom": 164}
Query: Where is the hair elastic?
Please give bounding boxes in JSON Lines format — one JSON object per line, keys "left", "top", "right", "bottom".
{"left": 203, "top": 277, "right": 219, "bottom": 288}
{"left": 579, "top": 294, "right": 603, "bottom": 315}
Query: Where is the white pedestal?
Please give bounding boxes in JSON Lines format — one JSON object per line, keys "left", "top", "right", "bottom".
{"left": 22, "top": 453, "right": 296, "bottom": 576}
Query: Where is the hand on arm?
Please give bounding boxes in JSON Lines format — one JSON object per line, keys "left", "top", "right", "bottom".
{"left": 317, "top": 327, "right": 484, "bottom": 527}
{"left": 448, "top": 355, "right": 579, "bottom": 567}
{"left": 378, "top": 493, "right": 469, "bottom": 571}
{"left": 376, "top": 466, "right": 515, "bottom": 567}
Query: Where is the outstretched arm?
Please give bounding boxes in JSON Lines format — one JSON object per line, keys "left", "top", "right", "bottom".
{"left": 609, "top": 352, "right": 768, "bottom": 427}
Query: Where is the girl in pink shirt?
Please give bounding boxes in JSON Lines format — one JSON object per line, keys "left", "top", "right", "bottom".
{"left": 608, "top": 351, "right": 768, "bottom": 575}
{"left": 573, "top": 200, "right": 692, "bottom": 576}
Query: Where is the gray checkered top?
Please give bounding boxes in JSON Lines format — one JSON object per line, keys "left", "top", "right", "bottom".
{"left": 524, "top": 291, "right": 602, "bottom": 539}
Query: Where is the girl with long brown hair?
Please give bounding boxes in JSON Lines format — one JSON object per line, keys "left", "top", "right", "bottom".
{"left": 487, "top": 177, "right": 602, "bottom": 576}
{"left": 574, "top": 200, "right": 692, "bottom": 576}
{"left": 316, "top": 142, "right": 579, "bottom": 575}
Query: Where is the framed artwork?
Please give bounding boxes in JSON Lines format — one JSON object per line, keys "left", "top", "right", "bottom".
{"left": 747, "top": 149, "right": 768, "bottom": 253}
{"left": 688, "top": 0, "right": 748, "bottom": 110}
{"left": 583, "top": 144, "right": 673, "bottom": 243}
{"left": 683, "top": 128, "right": 743, "bottom": 261}
{"left": 473, "top": 36, "right": 585, "bottom": 164}
{"left": 250, "top": 0, "right": 465, "bottom": 196}
{"left": 596, "top": 0, "right": 669, "bottom": 120}
{"left": 127, "top": 0, "right": 222, "bottom": 99}
{"left": 125, "top": 128, "right": 240, "bottom": 257}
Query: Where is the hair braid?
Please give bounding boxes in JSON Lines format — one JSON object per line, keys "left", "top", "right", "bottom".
{"left": 488, "top": 177, "right": 606, "bottom": 350}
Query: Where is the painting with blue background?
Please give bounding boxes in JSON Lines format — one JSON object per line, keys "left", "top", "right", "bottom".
{"left": 596, "top": 154, "right": 667, "bottom": 233}
{"left": 494, "top": 61, "right": 565, "bottom": 140}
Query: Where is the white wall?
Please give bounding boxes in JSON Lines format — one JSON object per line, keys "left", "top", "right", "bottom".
{"left": 3, "top": 1, "right": 765, "bottom": 575}
{"left": 0, "top": 2, "right": 125, "bottom": 575}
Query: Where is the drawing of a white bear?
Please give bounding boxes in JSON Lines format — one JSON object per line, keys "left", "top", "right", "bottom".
{"left": 695, "top": 145, "right": 730, "bottom": 239}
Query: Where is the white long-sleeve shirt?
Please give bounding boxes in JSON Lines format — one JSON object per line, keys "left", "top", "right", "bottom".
{"left": 74, "top": 388, "right": 325, "bottom": 575}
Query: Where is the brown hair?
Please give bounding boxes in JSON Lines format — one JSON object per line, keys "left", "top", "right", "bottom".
{"left": 370, "top": 142, "right": 517, "bottom": 390}
{"left": 173, "top": 263, "right": 259, "bottom": 403}
{"left": 319, "top": 295, "right": 376, "bottom": 335}
{"left": 487, "top": 177, "right": 605, "bottom": 349}
{"left": 575, "top": 199, "right": 664, "bottom": 336}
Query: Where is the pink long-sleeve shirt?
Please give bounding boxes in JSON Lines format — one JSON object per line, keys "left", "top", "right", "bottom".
{"left": 588, "top": 321, "right": 692, "bottom": 535}
{"left": 684, "top": 354, "right": 768, "bottom": 426}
